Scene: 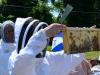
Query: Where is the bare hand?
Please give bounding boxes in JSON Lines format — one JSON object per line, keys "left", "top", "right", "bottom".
{"left": 43, "top": 23, "right": 66, "bottom": 37}
{"left": 91, "top": 25, "right": 96, "bottom": 28}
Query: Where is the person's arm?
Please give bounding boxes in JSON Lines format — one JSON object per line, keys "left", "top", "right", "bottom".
{"left": 46, "top": 51, "right": 85, "bottom": 75}
{"left": 8, "top": 23, "right": 67, "bottom": 75}
{"left": 83, "top": 59, "right": 91, "bottom": 75}
{"left": 8, "top": 29, "right": 48, "bottom": 75}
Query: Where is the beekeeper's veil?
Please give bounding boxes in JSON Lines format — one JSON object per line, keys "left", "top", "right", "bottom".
{"left": 15, "top": 17, "right": 49, "bottom": 58}
{"left": 1, "top": 20, "right": 15, "bottom": 42}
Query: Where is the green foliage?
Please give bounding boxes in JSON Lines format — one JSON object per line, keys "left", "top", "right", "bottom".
{"left": 0, "top": 0, "right": 54, "bottom": 24}
{"left": 0, "top": 14, "right": 5, "bottom": 22}
{"left": 7, "top": 15, "right": 15, "bottom": 19}
{"left": 2, "top": 0, "right": 38, "bottom": 6}
{"left": 66, "top": 0, "right": 96, "bottom": 27}
{"left": 1, "top": 0, "right": 7, "bottom": 4}
{"left": 28, "top": 2, "right": 53, "bottom": 24}
{"left": 0, "top": 0, "right": 100, "bottom": 26}
{"left": 0, "top": 0, "right": 34, "bottom": 22}
{"left": 51, "top": 0, "right": 100, "bottom": 27}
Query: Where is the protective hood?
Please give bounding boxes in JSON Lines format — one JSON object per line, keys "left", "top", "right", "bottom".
{"left": 14, "top": 17, "right": 33, "bottom": 53}
{"left": 15, "top": 17, "right": 48, "bottom": 54}
{"left": 1, "top": 20, "right": 14, "bottom": 42}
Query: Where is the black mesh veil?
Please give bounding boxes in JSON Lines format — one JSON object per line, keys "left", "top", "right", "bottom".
{"left": 17, "top": 18, "right": 49, "bottom": 58}
{"left": 17, "top": 18, "right": 33, "bottom": 53}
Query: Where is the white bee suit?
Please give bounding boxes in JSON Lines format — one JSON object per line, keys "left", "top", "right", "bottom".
{"left": 0, "top": 39, "right": 16, "bottom": 75}
{"left": 0, "top": 20, "right": 15, "bottom": 75}
{"left": 8, "top": 18, "right": 85, "bottom": 75}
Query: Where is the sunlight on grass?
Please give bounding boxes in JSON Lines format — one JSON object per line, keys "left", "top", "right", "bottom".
{"left": 47, "top": 46, "right": 52, "bottom": 52}
{"left": 85, "top": 51, "right": 100, "bottom": 60}
{"left": 47, "top": 46, "right": 100, "bottom": 60}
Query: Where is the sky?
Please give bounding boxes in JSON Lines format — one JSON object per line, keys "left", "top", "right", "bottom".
{"left": 48, "top": 1, "right": 59, "bottom": 17}
{"left": 51, "top": 11, "right": 59, "bottom": 17}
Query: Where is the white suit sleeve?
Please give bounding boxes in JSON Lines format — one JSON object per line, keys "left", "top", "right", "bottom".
{"left": 8, "top": 29, "right": 48, "bottom": 75}
{"left": 46, "top": 51, "right": 85, "bottom": 75}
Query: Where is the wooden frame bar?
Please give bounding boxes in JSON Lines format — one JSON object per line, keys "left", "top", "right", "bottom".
{"left": 63, "top": 27, "right": 100, "bottom": 54}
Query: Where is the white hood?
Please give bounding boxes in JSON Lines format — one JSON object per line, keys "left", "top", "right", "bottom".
{"left": 14, "top": 17, "right": 33, "bottom": 53}
{"left": 14, "top": 17, "right": 48, "bottom": 54}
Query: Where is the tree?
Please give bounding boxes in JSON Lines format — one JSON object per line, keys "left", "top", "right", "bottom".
{"left": 50, "top": 0, "right": 97, "bottom": 27}
{"left": 0, "top": 0, "right": 37, "bottom": 22}
{"left": 0, "top": 0, "right": 54, "bottom": 24}
{"left": 95, "top": 0, "right": 100, "bottom": 27}
{"left": 28, "top": 2, "right": 53, "bottom": 24}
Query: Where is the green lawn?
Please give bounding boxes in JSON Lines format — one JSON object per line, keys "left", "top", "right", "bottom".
{"left": 47, "top": 46, "right": 52, "bottom": 52}
{"left": 47, "top": 46, "right": 100, "bottom": 60}
{"left": 85, "top": 51, "right": 100, "bottom": 60}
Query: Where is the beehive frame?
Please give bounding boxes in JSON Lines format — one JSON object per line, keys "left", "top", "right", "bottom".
{"left": 62, "top": 27, "right": 100, "bottom": 54}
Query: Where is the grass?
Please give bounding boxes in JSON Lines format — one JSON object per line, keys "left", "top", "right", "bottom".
{"left": 47, "top": 46, "right": 52, "bottom": 52}
{"left": 47, "top": 46, "right": 100, "bottom": 60}
{"left": 85, "top": 51, "right": 100, "bottom": 60}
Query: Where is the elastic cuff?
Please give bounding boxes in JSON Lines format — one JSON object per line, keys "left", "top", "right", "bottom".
{"left": 39, "top": 29, "right": 49, "bottom": 39}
